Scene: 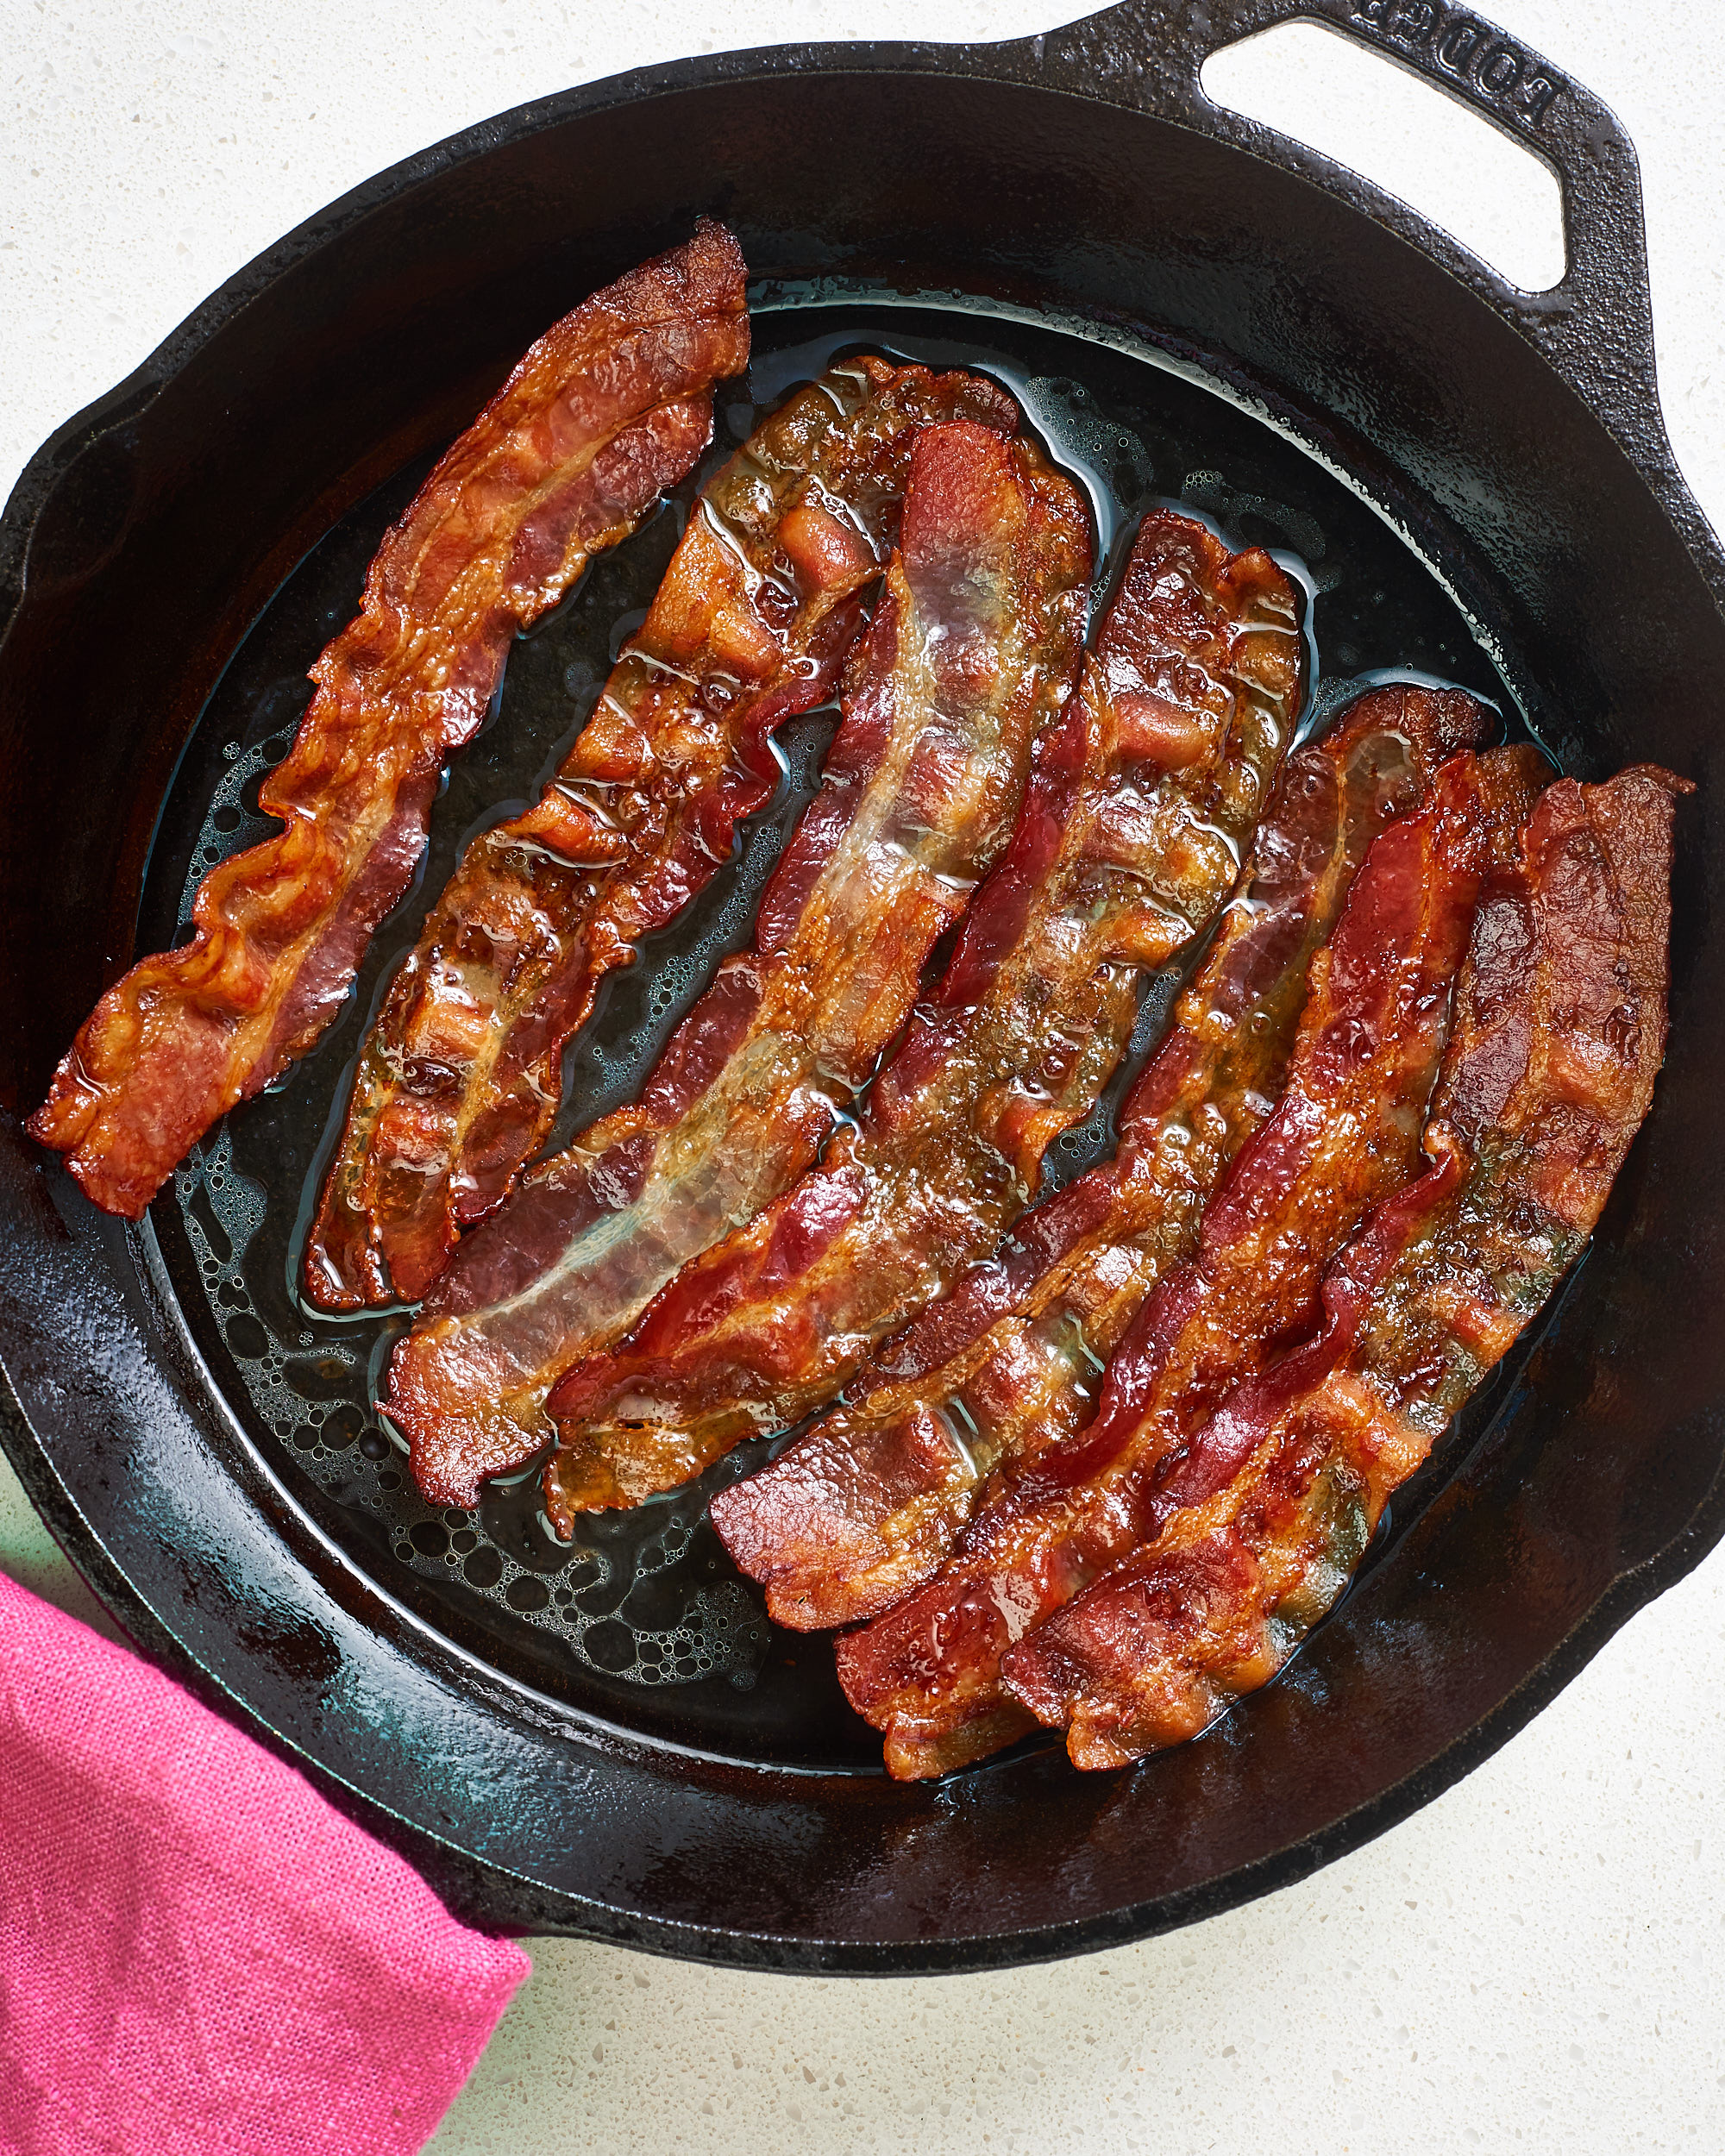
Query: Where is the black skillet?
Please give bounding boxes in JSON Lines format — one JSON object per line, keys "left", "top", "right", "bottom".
{"left": 2, "top": 0, "right": 1721, "bottom": 1972}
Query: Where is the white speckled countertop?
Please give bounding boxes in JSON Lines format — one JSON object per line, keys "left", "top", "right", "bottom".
{"left": 3, "top": 4, "right": 1722, "bottom": 2149}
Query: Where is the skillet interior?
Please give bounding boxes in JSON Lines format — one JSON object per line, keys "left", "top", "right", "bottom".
{"left": 139, "top": 298, "right": 1520, "bottom": 1776}
{"left": 2, "top": 8, "right": 1721, "bottom": 1967}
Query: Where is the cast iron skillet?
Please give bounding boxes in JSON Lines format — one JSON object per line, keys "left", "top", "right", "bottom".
{"left": 2, "top": 0, "right": 1721, "bottom": 1972}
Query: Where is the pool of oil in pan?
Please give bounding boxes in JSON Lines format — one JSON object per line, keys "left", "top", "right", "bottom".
{"left": 139, "top": 291, "right": 1521, "bottom": 1771}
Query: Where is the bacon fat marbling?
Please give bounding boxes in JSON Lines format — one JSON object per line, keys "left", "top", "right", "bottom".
{"left": 835, "top": 741, "right": 1550, "bottom": 1777}
{"left": 711, "top": 684, "right": 1494, "bottom": 1626}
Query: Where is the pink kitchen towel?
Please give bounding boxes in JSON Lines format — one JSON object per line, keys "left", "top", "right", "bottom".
{"left": 0, "top": 1569, "right": 528, "bottom": 2156}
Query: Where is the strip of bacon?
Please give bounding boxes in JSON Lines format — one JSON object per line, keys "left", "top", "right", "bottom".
{"left": 304, "top": 358, "right": 1019, "bottom": 1311}
{"left": 836, "top": 741, "right": 1550, "bottom": 1777}
{"left": 1003, "top": 767, "right": 1685, "bottom": 1767}
{"left": 712, "top": 684, "right": 1493, "bottom": 1627}
{"left": 386, "top": 418, "right": 1093, "bottom": 1508}
{"left": 543, "top": 511, "right": 1304, "bottom": 1519}
{"left": 29, "top": 221, "right": 750, "bottom": 1219}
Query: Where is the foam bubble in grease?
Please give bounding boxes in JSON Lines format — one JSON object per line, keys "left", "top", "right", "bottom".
{"left": 176, "top": 737, "right": 278, "bottom": 932}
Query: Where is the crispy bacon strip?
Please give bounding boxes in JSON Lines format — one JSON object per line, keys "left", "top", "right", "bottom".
{"left": 836, "top": 742, "right": 1550, "bottom": 1777}
{"left": 543, "top": 512, "right": 1303, "bottom": 1518}
{"left": 387, "top": 419, "right": 1092, "bottom": 1507}
{"left": 712, "top": 685, "right": 1493, "bottom": 1626}
{"left": 30, "top": 222, "right": 750, "bottom": 1219}
{"left": 1004, "top": 768, "right": 1685, "bottom": 1767}
{"left": 304, "top": 358, "right": 1019, "bottom": 1311}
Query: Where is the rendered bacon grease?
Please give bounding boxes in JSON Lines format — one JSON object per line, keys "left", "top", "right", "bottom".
{"left": 712, "top": 685, "right": 1493, "bottom": 1629}
{"left": 544, "top": 511, "right": 1305, "bottom": 1518}
{"left": 304, "top": 357, "right": 1022, "bottom": 1311}
{"left": 387, "top": 417, "right": 1093, "bottom": 1508}
{"left": 31, "top": 221, "right": 750, "bottom": 1218}
{"left": 836, "top": 743, "right": 1550, "bottom": 1776}
{"left": 1005, "top": 768, "right": 1685, "bottom": 1768}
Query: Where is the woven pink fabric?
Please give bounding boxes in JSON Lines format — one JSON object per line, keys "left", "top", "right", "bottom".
{"left": 0, "top": 1570, "right": 528, "bottom": 2156}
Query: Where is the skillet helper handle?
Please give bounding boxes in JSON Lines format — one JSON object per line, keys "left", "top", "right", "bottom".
{"left": 1017, "top": 0, "right": 1665, "bottom": 459}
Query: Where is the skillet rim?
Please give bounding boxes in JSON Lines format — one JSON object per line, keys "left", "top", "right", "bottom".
{"left": 3, "top": 6, "right": 1722, "bottom": 1971}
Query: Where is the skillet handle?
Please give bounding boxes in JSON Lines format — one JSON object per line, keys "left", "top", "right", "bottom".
{"left": 1017, "top": 0, "right": 1665, "bottom": 454}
